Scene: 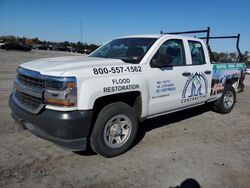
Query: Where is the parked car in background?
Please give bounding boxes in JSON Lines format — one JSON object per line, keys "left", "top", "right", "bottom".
{"left": 83, "top": 49, "right": 92, "bottom": 54}
{"left": 33, "top": 44, "right": 53, "bottom": 51}
{"left": 246, "top": 68, "right": 250, "bottom": 75}
{"left": 74, "top": 48, "right": 85, "bottom": 54}
{"left": 53, "top": 46, "right": 72, "bottom": 52}
{"left": 0, "top": 40, "right": 5, "bottom": 49}
{"left": 5, "top": 43, "right": 32, "bottom": 51}
{"left": 74, "top": 48, "right": 93, "bottom": 54}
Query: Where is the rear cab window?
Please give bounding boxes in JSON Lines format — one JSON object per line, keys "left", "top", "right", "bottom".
{"left": 188, "top": 41, "right": 206, "bottom": 65}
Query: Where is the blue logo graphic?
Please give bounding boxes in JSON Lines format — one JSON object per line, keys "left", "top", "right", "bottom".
{"left": 182, "top": 72, "right": 208, "bottom": 103}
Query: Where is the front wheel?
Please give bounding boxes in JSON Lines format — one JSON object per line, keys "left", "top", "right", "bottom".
{"left": 90, "top": 102, "right": 138, "bottom": 157}
{"left": 212, "top": 85, "right": 236, "bottom": 114}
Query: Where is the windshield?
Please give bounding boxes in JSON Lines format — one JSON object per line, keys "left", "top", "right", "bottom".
{"left": 89, "top": 38, "right": 157, "bottom": 64}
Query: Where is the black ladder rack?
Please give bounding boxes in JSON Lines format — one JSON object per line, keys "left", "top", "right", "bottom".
{"left": 160, "top": 27, "right": 243, "bottom": 62}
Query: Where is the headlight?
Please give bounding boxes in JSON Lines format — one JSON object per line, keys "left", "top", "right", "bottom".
{"left": 44, "top": 77, "right": 77, "bottom": 107}
{"left": 46, "top": 80, "right": 66, "bottom": 90}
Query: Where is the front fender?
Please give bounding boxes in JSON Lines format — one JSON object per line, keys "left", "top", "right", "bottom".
{"left": 77, "top": 74, "right": 149, "bottom": 118}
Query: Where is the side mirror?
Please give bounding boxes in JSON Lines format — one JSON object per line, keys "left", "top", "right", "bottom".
{"left": 151, "top": 54, "right": 172, "bottom": 67}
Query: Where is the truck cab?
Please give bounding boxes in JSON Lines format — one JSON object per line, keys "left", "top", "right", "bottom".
{"left": 9, "top": 29, "right": 246, "bottom": 157}
{"left": 141, "top": 35, "right": 212, "bottom": 117}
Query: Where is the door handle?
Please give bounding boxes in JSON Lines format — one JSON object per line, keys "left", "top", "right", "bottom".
{"left": 204, "top": 70, "right": 211, "bottom": 75}
{"left": 182, "top": 72, "right": 191, "bottom": 77}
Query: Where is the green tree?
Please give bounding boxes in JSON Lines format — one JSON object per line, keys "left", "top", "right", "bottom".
{"left": 218, "top": 52, "right": 228, "bottom": 62}
{"left": 33, "top": 37, "right": 40, "bottom": 44}
{"left": 63, "top": 41, "right": 70, "bottom": 46}
{"left": 229, "top": 52, "right": 237, "bottom": 61}
{"left": 88, "top": 44, "right": 99, "bottom": 51}
{"left": 241, "top": 51, "right": 249, "bottom": 62}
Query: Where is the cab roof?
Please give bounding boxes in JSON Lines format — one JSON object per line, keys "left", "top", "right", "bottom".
{"left": 117, "top": 34, "right": 205, "bottom": 42}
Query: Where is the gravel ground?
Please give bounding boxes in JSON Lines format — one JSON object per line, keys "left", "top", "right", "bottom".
{"left": 0, "top": 49, "right": 250, "bottom": 188}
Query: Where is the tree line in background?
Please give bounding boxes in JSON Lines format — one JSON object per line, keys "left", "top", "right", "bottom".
{"left": 0, "top": 35, "right": 100, "bottom": 53}
{"left": 0, "top": 35, "right": 249, "bottom": 66}
{"left": 212, "top": 51, "right": 249, "bottom": 65}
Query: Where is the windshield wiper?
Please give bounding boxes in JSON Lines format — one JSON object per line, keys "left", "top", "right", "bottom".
{"left": 119, "top": 57, "right": 139, "bottom": 64}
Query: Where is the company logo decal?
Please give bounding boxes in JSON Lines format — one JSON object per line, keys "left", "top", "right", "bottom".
{"left": 181, "top": 72, "right": 208, "bottom": 103}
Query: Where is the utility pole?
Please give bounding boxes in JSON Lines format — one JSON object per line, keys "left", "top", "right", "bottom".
{"left": 80, "top": 19, "right": 83, "bottom": 44}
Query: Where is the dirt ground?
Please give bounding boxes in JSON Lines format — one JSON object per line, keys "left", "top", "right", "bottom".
{"left": 0, "top": 49, "right": 250, "bottom": 188}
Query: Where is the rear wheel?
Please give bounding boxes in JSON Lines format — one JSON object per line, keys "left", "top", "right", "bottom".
{"left": 90, "top": 102, "right": 138, "bottom": 157}
{"left": 213, "top": 85, "right": 236, "bottom": 114}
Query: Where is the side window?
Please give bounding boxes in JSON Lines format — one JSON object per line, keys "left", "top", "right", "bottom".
{"left": 151, "top": 39, "right": 186, "bottom": 66}
{"left": 188, "top": 41, "right": 206, "bottom": 65}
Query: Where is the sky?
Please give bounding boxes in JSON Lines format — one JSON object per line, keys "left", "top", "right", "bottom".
{"left": 0, "top": 0, "right": 250, "bottom": 52}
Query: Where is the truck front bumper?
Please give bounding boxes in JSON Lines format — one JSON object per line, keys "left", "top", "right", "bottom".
{"left": 9, "top": 94, "right": 93, "bottom": 151}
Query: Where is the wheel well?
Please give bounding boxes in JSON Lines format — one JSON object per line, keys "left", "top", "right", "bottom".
{"left": 226, "top": 78, "right": 239, "bottom": 90}
{"left": 93, "top": 91, "right": 142, "bottom": 118}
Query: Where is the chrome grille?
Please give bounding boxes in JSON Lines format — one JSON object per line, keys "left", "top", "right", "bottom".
{"left": 18, "top": 74, "right": 45, "bottom": 89}
{"left": 13, "top": 68, "right": 45, "bottom": 114}
{"left": 15, "top": 90, "right": 43, "bottom": 110}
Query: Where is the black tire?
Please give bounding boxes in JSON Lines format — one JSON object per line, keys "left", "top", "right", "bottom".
{"left": 212, "top": 85, "right": 236, "bottom": 114}
{"left": 90, "top": 102, "right": 138, "bottom": 158}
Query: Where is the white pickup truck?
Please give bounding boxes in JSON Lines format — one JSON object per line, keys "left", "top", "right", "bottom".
{"left": 9, "top": 28, "right": 246, "bottom": 157}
